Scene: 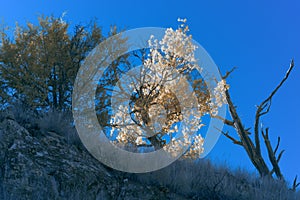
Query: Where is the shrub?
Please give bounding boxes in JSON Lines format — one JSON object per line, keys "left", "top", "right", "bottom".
{"left": 37, "top": 109, "right": 82, "bottom": 147}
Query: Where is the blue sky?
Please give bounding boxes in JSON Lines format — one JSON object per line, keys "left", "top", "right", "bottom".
{"left": 1, "top": 0, "right": 300, "bottom": 183}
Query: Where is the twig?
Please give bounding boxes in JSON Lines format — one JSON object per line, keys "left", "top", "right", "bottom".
{"left": 222, "top": 67, "right": 237, "bottom": 79}
{"left": 212, "top": 115, "right": 235, "bottom": 126}
{"left": 215, "top": 126, "right": 242, "bottom": 145}
{"left": 292, "top": 176, "right": 300, "bottom": 191}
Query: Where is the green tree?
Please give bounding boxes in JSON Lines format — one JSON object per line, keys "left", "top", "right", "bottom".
{"left": 0, "top": 16, "right": 106, "bottom": 110}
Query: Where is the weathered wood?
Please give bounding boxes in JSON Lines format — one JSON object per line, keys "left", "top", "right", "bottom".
{"left": 221, "top": 60, "right": 298, "bottom": 190}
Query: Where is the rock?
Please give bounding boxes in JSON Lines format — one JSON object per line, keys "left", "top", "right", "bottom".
{"left": 0, "top": 107, "right": 15, "bottom": 121}
{"left": 0, "top": 113, "right": 187, "bottom": 200}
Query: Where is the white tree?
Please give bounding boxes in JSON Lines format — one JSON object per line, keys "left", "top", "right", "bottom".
{"left": 107, "top": 19, "right": 228, "bottom": 159}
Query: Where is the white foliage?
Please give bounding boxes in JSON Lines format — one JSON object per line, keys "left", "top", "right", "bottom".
{"left": 109, "top": 19, "right": 228, "bottom": 159}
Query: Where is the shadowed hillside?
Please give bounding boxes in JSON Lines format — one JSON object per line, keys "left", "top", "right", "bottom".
{"left": 0, "top": 105, "right": 299, "bottom": 200}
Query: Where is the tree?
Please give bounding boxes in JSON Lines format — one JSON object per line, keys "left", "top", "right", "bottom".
{"left": 100, "top": 19, "right": 228, "bottom": 159}
{"left": 220, "top": 60, "right": 299, "bottom": 191}
{"left": 0, "top": 15, "right": 105, "bottom": 110}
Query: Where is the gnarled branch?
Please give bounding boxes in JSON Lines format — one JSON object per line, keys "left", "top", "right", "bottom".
{"left": 254, "top": 59, "right": 294, "bottom": 159}
{"left": 261, "top": 127, "right": 284, "bottom": 179}
{"left": 221, "top": 60, "right": 295, "bottom": 182}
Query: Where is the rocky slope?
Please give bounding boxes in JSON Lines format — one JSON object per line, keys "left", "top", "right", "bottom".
{"left": 0, "top": 114, "right": 186, "bottom": 200}
{"left": 1, "top": 110, "right": 299, "bottom": 200}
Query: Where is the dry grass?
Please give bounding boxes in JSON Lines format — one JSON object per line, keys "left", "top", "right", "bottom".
{"left": 1, "top": 104, "right": 299, "bottom": 199}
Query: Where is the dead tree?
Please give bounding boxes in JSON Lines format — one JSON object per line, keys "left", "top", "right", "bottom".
{"left": 218, "top": 59, "right": 299, "bottom": 191}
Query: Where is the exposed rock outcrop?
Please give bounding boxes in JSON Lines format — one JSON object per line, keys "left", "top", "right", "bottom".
{"left": 0, "top": 116, "right": 186, "bottom": 200}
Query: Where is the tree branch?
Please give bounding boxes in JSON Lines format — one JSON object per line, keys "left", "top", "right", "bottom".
{"left": 274, "top": 137, "right": 281, "bottom": 155}
{"left": 222, "top": 66, "right": 237, "bottom": 79}
{"left": 215, "top": 127, "right": 242, "bottom": 146}
{"left": 261, "top": 128, "right": 284, "bottom": 179}
{"left": 254, "top": 59, "right": 295, "bottom": 157}
{"left": 292, "top": 176, "right": 300, "bottom": 191}
{"left": 212, "top": 115, "right": 235, "bottom": 127}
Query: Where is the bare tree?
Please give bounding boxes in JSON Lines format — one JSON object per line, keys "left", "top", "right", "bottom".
{"left": 219, "top": 59, "right": 300, "bottom": 191}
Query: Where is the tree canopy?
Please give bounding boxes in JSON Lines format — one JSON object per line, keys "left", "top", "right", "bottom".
{"left": 0, "top": 16, "right": 108, "bottom": 110}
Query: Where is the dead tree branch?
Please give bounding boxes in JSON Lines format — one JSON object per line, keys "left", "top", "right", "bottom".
{"left": 261, "top": 127, "right": 284, "bottom": 179}
{"left": 254, "top": 59, "right": 295, "bottom": 159}
{"left": 224, "top": 89, "right": 270, "bottom": 176}
{"left": 221, "top": 59, "right": 296, "bottom": 185}
{"left": 215, "top": 127, "right": 242, "bottom": 145}
{"left": 222, "top": 66, "right": 237, "bottom": 79}
{"left": 292, "top": 176, "right": 300, "bottom": 191}
{"left": 212, "top": 115, "right": 235, "bottom": 127}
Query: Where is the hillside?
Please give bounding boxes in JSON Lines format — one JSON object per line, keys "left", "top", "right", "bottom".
{"left": 0, "top": 108, "right": 299, "bottom": 200}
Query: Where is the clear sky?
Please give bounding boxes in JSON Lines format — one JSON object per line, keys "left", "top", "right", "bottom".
{"left": 1, "top": 0, "right": 300, "bottom": 184}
